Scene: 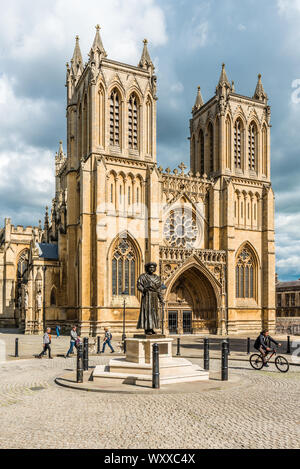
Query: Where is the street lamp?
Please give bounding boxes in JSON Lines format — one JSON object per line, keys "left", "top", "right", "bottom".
{"left": 161, "top": 284, "right": 167, "bottom": 336}
{"left": 121, "top": 290, "right": 128, "bottom": 353}
{"left": 42, "top": 266, "right": 47, "bottom": 331}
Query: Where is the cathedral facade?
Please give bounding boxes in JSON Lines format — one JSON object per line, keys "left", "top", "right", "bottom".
{"left": 0, "top": 27, "right": 276, "bottom": 336}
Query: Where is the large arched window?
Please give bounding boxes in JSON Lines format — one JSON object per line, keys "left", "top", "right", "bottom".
{"left": 262, "top": 124, "right": 268, "bottom": 176}
{"left": 199, "top": 129, "right": 204, "bottom": 175}
{"left": 128, "top": 93, "right": 139, "bottom": 150}
{"left": 235, "top": 247, "right": 255, "bottom": 298}
{"left": 112, "top": 238, "right": 137, "bottom": 296}
{"left": 110, "top": 89, "right": 121, "bottom": 146}
{"left": 17, "top": 250, "right": 29, "bottom": 282}
{"left": 225, "top": 116, "right": 231, "bottom": 169}
{"left": 234, "top": 119, "right": 243, "bottom": 169}
{"left": 208, "top": 123, "right": 214, "bottom": 173}
{"left": 215, "top": 117, "right": 219, "bottom": 172}
{"left": 77, "top": 104, "right": 82, "bottom": 159}
{"left": 50, "top": 287, "right": 56, "bottom": 306}
{"left": 146, "top": 97, "right": 152, "bottom": 155}
{"left": 98, "top": 84, "right": 105, "bottom": 147}
{"left": 191, "top": 135, "right": 196, "bottom": 173}
{"left": 83, "top": 94, "right": 88, "bottom": 157}
{"left": 248, "top": 122, "right": 257, "bottom": 171}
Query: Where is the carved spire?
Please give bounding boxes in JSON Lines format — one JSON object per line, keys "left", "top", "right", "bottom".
{"left": 70, "top": 35, "right": 83, "bottom": 77}
{"left": 42, "top": 206, "right": 50, "bottom": 243}
{"left": 216, "top": 63, "right": 231, "bottom": 98}
{"left": 193, "top": 86, "right": 204, "bottom": 112}
{"left": 253, "top": 74, "right": 268, "bottom": 102}
{"left": 138, "top": 39, "right": 154, "bottom": 71}
{"left": 218, "top": 63, "right": 230, "bottom": 87}
{"left": 55, "top": 141, "right": 66, "bottom": 176}
{"left": 90, "top": 25, "right": 107, "bottom": 58}
{"left": 44, "top": 206, "right": 49, "bottom": 231}
{"left": 231, "top": 81, "right": 235, "bottom": 92}
{"left": 58, "top": 140, "right": 64, "bottom": 159}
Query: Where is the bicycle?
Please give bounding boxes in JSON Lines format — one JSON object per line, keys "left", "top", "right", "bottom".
{"left": 250, "top": 347, "right": 289, "bottom": 373}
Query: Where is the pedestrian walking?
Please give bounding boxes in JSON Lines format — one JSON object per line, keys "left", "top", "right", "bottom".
{"left": 56, "top": 325, "right": 61, "bottom": 338}
{"left": 65, "top": 326, "right": 80, "bottom": 358}
{"left": 101, "top": 328, "right": 115, "bottom": 353}
{"left": 38, "top": 328, "right": 53, "bottom": 359}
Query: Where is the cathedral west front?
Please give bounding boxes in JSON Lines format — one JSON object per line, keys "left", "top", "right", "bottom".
{"left": 0, "top": 26, "right": 276, "bottom": 336}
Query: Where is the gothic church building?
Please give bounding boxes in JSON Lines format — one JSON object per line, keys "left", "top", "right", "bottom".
{"left": 0, "top": 27, "right": 275, "bottom": 336}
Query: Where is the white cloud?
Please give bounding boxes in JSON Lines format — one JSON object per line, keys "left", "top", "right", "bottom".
{"left": 170, "top": 82, "right": 184, "bottom": 93}
{"left": 188, "top": 22, "right": 209, "bottom": 50}
{"left": 0, "top": 77, "right": 54, "bottom": 220}
{"left": 0, "top": 0, "right": 167, "bottom": 66}
{"left": 277, "top": 0, "right": 300, "bottom": 16}
{"left": 276, "top": 213, "right": 300, "bottom": 278}
{"left": 0, "top": 0, "right": 167, "bottom": 227}
{"left": 0, "top": 74, "right": 60, "bottom": 151}
{"left": 237, "top": 24, "right": 246, "bottom": 31}
{"left": 276, "top": 0, "right": 300, "bottom": 56}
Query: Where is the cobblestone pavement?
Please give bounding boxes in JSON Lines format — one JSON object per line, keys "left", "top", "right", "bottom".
{"left": 0, "top": 354, "right": 299, "bottom": 449}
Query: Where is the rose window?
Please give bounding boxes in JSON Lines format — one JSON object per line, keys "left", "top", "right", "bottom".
{"left": 164, "top": 209, "right": 198, "bottom": 248}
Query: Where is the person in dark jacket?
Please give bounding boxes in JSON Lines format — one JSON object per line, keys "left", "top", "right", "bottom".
{"left": 254, "top": 330, "right": 281, "bottom": 367}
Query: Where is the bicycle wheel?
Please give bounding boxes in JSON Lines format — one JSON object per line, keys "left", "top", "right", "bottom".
{"left": 275, "top": 356, "right": 289, "bottom": 373}
{"left": 250, "top": 354, "right": 264, "bottom": 370}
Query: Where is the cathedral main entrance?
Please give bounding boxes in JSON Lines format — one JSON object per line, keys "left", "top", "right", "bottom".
{"left": 165, "top": 266, "right": 218, "bottom": 334}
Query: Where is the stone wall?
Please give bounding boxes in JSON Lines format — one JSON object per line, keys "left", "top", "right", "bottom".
{"left": 276, "top": 317, "right": 300, "bottom": 335}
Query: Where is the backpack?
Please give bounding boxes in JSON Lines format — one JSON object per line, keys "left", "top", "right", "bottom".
{"left": 254, "top": 335, "right": 263, "bottom": 350}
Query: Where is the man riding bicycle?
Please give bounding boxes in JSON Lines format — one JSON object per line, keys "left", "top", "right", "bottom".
{"left": 254, "top": 330, "right": 281, "bottom": 367}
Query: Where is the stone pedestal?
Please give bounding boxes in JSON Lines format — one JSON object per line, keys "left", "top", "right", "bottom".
{"left": 126, "top": 337, "right": 173, "bottom": 364}
{"left": 93, "top": 337, "right": 209, "bottom": 386}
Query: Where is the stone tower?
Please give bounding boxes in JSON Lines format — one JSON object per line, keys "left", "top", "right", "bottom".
{"left": 63, "top": 27, "right": 159, "bottom": 335}
{"left": 189, "top": 64, "right": 275, "bottom": 333}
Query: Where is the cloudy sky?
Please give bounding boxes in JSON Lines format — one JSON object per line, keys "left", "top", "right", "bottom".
{"left": 0, "top": 0, "right": 299, "bottom": 281}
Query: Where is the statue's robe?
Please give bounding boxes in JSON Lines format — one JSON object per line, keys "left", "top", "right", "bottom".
{"left": 137, "top": 273, "right": 164, "bottom": 331}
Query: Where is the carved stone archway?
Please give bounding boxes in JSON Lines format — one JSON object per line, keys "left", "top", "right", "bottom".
{"left": 165, "top": 265, "right": 219, "bottom": 334}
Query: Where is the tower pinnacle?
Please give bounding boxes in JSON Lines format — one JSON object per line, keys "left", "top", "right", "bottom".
{"left": 218, "top": 63, "right": 231, "bottom": 87}
{"left": 253, "top": 73, "right": 268, "bottom": 102}
{"left": 138, "top": 39, "right": 154, "bottom": 71}
{"left": 70, "top": 35, "right": 83, "bottom": 77}
{"left": 193, "top": 86, "right": 204, "bottom": 112}
{"left": 90, "top": 24, "right": 107, "bottom": 57}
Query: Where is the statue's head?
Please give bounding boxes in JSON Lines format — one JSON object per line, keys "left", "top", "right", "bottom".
{"left": 145, "top": 262, "right": 157, "bottom": 274}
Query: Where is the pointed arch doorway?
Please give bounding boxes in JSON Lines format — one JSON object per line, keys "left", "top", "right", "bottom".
{"left": 165, "top": 266, "right": 218, "bottom": 335}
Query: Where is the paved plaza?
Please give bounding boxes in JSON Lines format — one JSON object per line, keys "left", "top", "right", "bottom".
{"left": 0, "top": 331, "right": 299, "bottom": 449}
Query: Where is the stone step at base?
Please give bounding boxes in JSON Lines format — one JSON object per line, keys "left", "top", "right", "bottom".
{"left": 93, "top": 364, "right": 209, "bottom": 385}
{"left": 108, "top": 357, "right": 196, "bottom": 377}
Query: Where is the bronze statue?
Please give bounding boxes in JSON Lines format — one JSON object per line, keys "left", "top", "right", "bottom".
{"left": 137, "top": 262, "right": 165, "bottom": 335}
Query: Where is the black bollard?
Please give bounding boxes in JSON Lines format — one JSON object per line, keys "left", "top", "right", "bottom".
{"left": 97, "top": 336, "right": 101, "bottom": 355}
{"left": 77, "top": 343, "right": 84, "bottom": 383}
{"left": 152, "top": 343, "right": 160, "bottom": 389}
{"left": 15, "top": 338, "right": 19, "bottom": 358}
{"left": 83, "top": 337, "right": 89, "bottom": 371}
{"left": 204, "top": 338, "right": 209, "bottom": 371}
{"left": 176, "top": 338, "right": 181, "bottom": 357}
{"left": 221, "top": 341, "right": 228, "bottom": 381}
{"left": 227, "top": 338, "right": 231, "bottom": 356}
{"left": 247, "top": 337, "right": 251, "bottom": 355}
{"left": 286, "top": 336, "right": 291, "bottom": 355}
